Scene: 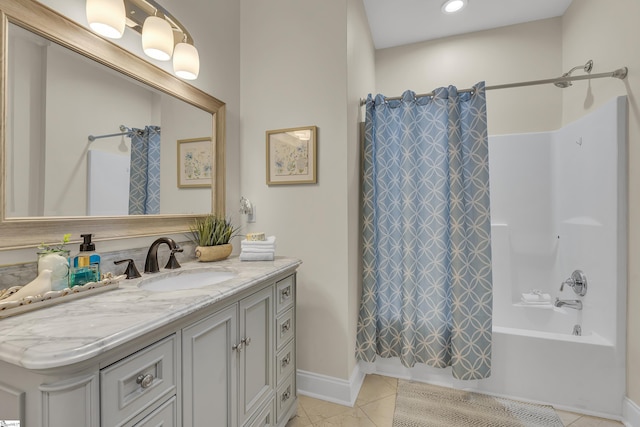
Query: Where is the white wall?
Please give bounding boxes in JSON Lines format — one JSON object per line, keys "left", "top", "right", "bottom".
{"left": 560, "top": 0, "right": 640, "bottom": 408}
{"left": 488, "top": 132, "right": 555, "bottom": 298}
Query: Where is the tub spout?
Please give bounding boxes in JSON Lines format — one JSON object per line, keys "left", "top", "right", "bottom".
{"left": 554, "top": 298, "right": 583, "bottom": 310}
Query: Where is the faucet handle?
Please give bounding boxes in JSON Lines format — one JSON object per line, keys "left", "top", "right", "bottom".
{"left": 560, "top": 278, "right": 573, "bottom": 292}
{"left": 114, "top": 259, "right": 142, "bottom": 279}
{"left": 165, "top": 248, "right": 183, "bottom": 270}
{"left": 560, "top": 270, "right": 588, "bottom": 296}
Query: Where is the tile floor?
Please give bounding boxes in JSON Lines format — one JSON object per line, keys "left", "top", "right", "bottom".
{"left": 287, "top": 374, "right": 624, "bottom": 427}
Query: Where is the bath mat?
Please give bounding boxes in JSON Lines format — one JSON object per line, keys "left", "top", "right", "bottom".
{"left": 392, "top": 380, "right": 564, "bottom": 427}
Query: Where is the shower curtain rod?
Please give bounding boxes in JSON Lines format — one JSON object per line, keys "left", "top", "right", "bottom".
{"left": 88, "top": 125, "right": 131, "bottom": 142}
{"left": 359, "top": 66, "right": 628, "bottom": 106}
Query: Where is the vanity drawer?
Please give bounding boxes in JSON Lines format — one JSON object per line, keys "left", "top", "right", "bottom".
{"left": 276, "top": 308, "right": 295, "bottom": 350}
{"left": 276, "top": 339, "right": 295, "bottom": 387}
{"left": 276, "top": 373, "right": 296, "bottom": 423}
{"left": 276, "top": 275, "right": 295, "bottom": 313}
{"left": 128, "top": 396, "right": 177, "bottom": 427}
{"left": 101, "top": 334, "right": 178, "bottom": 427}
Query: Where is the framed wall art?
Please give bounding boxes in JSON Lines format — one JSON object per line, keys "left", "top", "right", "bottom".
{"left": 177, "top": 137, "right": 213, "bottom": 188}
{"left": 266, "top": 125, "right": 317, "bottom": 185}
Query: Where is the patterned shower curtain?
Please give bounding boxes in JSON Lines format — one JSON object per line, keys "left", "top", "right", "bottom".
{"left": 355, "top": 83, "right": 493, "bottom": 380}
{"left": 128, "top": 126, "right": 161, "bottom": 215}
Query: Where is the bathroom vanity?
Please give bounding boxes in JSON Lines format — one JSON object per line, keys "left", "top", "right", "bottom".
{"left": 0, "top": 257, "right": 301, "bottom": 427}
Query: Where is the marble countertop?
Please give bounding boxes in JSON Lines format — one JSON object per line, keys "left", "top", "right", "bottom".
{"left": 0, "top": 256, "right": 301, "bottom": 371}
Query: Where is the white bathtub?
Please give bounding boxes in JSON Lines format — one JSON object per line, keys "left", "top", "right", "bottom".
{"left": 496, "top": 303, "right": 597, "bottom": 341}
{"left": 487, "top": 220, "right": 625, "bottom": 417}
{"left": 366, "top": 315, "right": 623, "bottom": 417}
{"left": 481, "top": 317, "right": 624, "bottom": 416}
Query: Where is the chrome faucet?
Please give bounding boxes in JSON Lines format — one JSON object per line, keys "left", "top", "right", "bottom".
{"left": 144, "top": 237, "right": 183, "bottom": 273}
{"left": 560, "top": 270, "right": 587, "bottom": 296}
{"left": 554, "top": 298, "right": 583, "bottom": 310}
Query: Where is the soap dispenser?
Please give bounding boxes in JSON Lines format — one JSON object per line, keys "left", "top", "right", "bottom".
{"left": 70, "top": 234, "right": 101, "bottom": 287}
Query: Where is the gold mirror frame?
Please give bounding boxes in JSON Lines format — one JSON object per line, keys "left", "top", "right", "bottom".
{"left": 0, "top": 0, "right": 226, "bottom": 250}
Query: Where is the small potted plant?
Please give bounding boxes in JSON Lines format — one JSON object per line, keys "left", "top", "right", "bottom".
{"left": 188, "top": 214, "right": 239, "bottom": 262}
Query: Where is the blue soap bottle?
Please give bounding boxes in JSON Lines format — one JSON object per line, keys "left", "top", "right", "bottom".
{"left": 70, "top": 234, "right": 101, "bottom": 287}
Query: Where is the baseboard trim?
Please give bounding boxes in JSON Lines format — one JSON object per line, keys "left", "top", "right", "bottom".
{"left": 296, "top": 364, "right": 365, "bottom": 407}
{"left": 624, "top": 397, "right": 640, "bottom": 427}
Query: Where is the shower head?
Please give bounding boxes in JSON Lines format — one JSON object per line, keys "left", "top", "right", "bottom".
{"left": 554, "top": 79, "right": 572, "bottom": 89}
{"left": 554, "top": 60, "right": 593, "bottom": 88}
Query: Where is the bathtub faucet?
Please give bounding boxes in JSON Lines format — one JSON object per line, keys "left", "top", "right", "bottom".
{"left": 560, "top": 270, "right": 588, "bottom": 296}
{"left": 554, "top": 298, "right": 583, "bottom": 310}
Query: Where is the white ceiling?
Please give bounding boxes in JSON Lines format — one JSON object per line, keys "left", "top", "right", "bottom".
{"left": 362, "top": 0, "right": 573, "bottom": 50}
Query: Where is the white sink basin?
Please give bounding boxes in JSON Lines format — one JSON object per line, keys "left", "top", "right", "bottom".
{"left": 138, "top": 270, "right": 237, "bottom": 292}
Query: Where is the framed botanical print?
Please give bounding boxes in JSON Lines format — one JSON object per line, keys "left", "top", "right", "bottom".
{"left": 177, "top": 137, "right": 212, "bottom": 188}
{"left": 266, "top": 126, "right": 317, "bottom": 185}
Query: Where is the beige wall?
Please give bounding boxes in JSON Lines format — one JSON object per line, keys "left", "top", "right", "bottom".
{"left": 239, "top": 0, "right": 355, "bottom": 379}
{"left": 561, "top": 0, "right": 640, "bottom": 405}
{"left": 347, "top": 0, "right": 376, "bottom": 375}
{"left": 375, "top": 18, "right": 563, "bottom": 135}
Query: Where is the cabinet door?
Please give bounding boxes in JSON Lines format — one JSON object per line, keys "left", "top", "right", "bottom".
{"left": 182, "top": 305, "right": 238, "bottom": 427}
{"left": 238, "top": 287, "right": 273, "bottom": 425}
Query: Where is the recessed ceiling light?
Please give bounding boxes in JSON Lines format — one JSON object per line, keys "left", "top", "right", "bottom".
{"left": 441, "top": 0, "right": 467, "bottom": 14}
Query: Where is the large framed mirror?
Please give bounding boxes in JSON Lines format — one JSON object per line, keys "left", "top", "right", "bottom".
{"left": 0, "top": 0, "right": 226, "bottom": 250}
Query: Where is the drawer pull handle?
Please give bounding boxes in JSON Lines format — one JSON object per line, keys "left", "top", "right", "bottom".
{"left": 242, "top": 337, "right": 252, "bottom": 347}
{"left": 232, "top": 341, "right": 244, "bottom": 351}
{"left": 281, "top": 287, "right": 291, "bottom": 299}
{"left": 281, "top": 319, "right": 291, "bottom": 333}
{"left": 136, "top": 373, "right": 154, "bottom": 389}
{"left": 281, "top": 353, "right": 291, "bottom": 368}
{"left": 281, "top": 387, "right": 291, "bottom": 402}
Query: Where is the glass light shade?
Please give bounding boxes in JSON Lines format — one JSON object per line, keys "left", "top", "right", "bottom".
{"left": 173, "top": 42, "right": 200, "bottom": 80}
{"left": 142, "top": 16, "right": 174, "bottom": 61}
{"left": 86, "top": 0, "right": 125, "bottom": 39}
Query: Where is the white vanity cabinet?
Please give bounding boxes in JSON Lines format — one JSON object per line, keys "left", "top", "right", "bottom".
{"left": 183, "top": 276, "right": 296, "bottom": 427}
{"left": 0, "top": 259, "right": 299, "bottom": 427}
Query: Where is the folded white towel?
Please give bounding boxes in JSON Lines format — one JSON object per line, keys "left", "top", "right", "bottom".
{"left": 241, "top": 236, "right": 276, "bottom": 247}
{"left": 520, "top": 291, "right": 551, "bottom": 305}
{"left": 241, "top": 246, "right": 275, "bottom": 254}
{"left": 521, "top": 291, "right": 551, "bottom": 303}
{"left": 240, "top": 251, "right": 275, "bottom": 261}
{"left": 520, "top": 298, "right": 552, "bottom": 305}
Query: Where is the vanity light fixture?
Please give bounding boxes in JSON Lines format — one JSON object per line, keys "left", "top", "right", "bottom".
{"left": 441, "top": 0, "right": 467, "bottom": 14}
{"left": 141, "top": 14, "right": 174, "bottom": 61}
{"left": 86, "top": 0, "right": 200, "bottom": 79}
{"left": 86, "top": 0, "right": 126, "bottom": 39}
{"left": 173, "top": 37, "right": 200, "bottom": 80}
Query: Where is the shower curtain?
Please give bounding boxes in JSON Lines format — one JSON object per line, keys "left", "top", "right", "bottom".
{"left": 128, "top": 126, "right": 161, "bottom": 215}
{"left": 355, "top": 83, "right": 493, "bottom": 380}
